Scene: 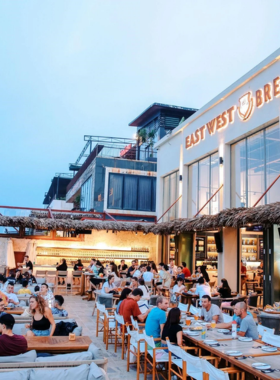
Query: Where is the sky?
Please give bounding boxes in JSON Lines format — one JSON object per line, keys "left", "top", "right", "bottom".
{"left": 1, "top": 0, "right": 280, "bottom": 209}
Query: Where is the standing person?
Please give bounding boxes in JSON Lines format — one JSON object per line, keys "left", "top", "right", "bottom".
{"left": 26, "top": 295, "right": 56, "bottom": 337}
{"left": 4, "top": 283, "right": 19, "bottom": 306}
{"left": 17, "top": 255, "right": 33, "bottom": 273}
{"left": 119, "top": 289, "right": 149, "bottom": 324}
{"left": 181, "top": 262, "right": 191, "bottom": 278}
{"left": 116, "top": 288, "right": 132, "bottom": 313}
{"left": 161, "top": 307, "right": 183, "bottom": 346}
{"left": 127, "top": 261, "right": 137, "bottom": 278}
{"left": 143, "top": 266, "right": 154, "bottom": 282}
{"left": 234, "top": 302, "right": 258, "bottom": 339}
{"left": 158, "top": 263, "right": 172, "bottom": 288}
{"left": 0, "top": 314, "right": 27, "bottom": 356}
{"left": 200, "top": 295, "right": 224, "bottom": 323}
{"left": 145, "top": 296, "right": 169, "bottom": 346}
{"left": 138, "top": 278, "right": 150, "bottom": 300}
{"left": 118, "top": 260, "right": 128, "bottom": 273}
{"left": 101, "top": 274, "right": 118, "bottom": 294}
{"left": 17, "top": 279, "right": 32, "bottom": 295}
{"left": 51, "top": 295, "right": 68, "bottom": 317}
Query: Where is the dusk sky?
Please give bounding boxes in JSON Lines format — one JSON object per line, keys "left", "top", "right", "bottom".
{"left": 1, "top": 1, "right": 280, "bottom": 209}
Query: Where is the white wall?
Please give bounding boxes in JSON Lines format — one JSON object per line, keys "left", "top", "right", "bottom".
{"left": 49, "top": 200, "right": 73, "bottom": 211}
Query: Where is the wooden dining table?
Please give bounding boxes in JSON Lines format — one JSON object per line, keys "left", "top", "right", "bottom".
{"left": 182, "top": 323, "right": 280, "bottom": 379}
{"left": 80, "top": 272, "right": 108, "bottom": 296}
{"left": 4, "top": 307, "right": 24, "bottom": 315}
{"left": 26, "top": 336, "right": 92, "bottom": 354}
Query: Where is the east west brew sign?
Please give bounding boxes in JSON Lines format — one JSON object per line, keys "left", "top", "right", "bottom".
{"left": 185, "top": 76, "right": 280, "bottom": 149}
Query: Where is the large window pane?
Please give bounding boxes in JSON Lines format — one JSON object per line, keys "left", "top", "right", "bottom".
{"left": 81, "top": 176, "right": 92, "bottom": 211}
{"left": 247, "top": 131, "right": 265, "bottom": 207}
{"left": 108, "top": 174, "right": 123, "bottom": 209}
{"left": 210, "top": 153, "right": 219, "bottom": 214}
{"left": 188, "top": 163, "right": 198, "bottom": 216}
{"left": 163, "top": 175, "right": 170, "bottom": 222}
{"left": 231, "top": 140, "right": 247, "bottom": 207}
{"left": 152, "top": 178, "right": 157, "bottom": 212}
{"left": 123, "top": 176, "right": 138, "bottom": 210}
{"left": 169, "top": 172, "right": 178, "bottom": 221}
{"left": 198, "top": 157, "right": 210, "bottom": 215}
{"left": 138, "top": 177, "right": 152, "bottom": 211}
{"left": 266, "top": 124, "right": 280, "bottom": 203}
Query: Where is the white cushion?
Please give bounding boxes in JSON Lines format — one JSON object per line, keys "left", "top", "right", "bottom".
{"left": 73, "top": 326, "right": 83, "bottom": 336}
{"left": 88, "top": 343, "right": 102, "bottom": 359}
{"left": 0, "top": 369, "right": 31, "bottom": 380}
{"left": 36, "top": 351, "right": 92, "bottom": 362}
{"left": 30, "top": 364, "right": 90, "bottom": 380}
{"left": 0, "top": 350, "right": 37, "bottom": 363}
{"left": 88, "top": 362, "right": 106, "bottom": 380}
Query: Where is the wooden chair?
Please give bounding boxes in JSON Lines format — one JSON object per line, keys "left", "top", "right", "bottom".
{"left": 201, "top": 357, "right": 245, "bottom": 380}
{"left": 46, "top": 270, "right": 57, "bottom": 285}
{"left": 56, "top": 271, "right": 68, "bottom": 294}
{"left": 257, "top": 324, "right": 275, "bottom": 338}
{"left": 71, "top": 270, "right": 83, "bottom": 295}
{"left": 96, "top": 302, "right": 116, "bottom": 350}
{"left": 35, "top": 270, "right": 47, "bottom": 278}
{"left": 114, "top": 312, "right": 128, "bottom": 360}
{"left": 143, "top": 331, "right": 169, "bottom": 380}
{"left": 127, "top": 326, "right": 145, "bottom": 380}
{"left": 245, "top": 281, "right": 258, "bottom": 295}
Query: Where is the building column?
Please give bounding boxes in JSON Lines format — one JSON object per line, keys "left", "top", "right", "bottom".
{"left": 218, "top": 227, "right": 238, "bottom": 291}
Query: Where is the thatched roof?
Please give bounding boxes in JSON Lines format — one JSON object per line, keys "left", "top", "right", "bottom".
{"left": 29, "top": 211, "right": 103, "bottom": 220}
{"left": 1, "top": 202, "right": 280, "bottom": 235}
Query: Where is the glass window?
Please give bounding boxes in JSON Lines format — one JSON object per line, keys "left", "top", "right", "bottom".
{"left": 163, "top": 175, "right": 171, "bottom": 222}
{"left": 231, "top": 122, "right": 280, "bottom": 208}
{"left": 188, "top": 162, "right": 198, "bottom": 216}
{"left": 266, "top": 124, "right": 280, "bottom": 203}
{"left": 80, "top": 176, "right": 93, "bottom": 211}
{"left": 231, "top": 140, "right": 247, "bottom": 207}
{"left": 247, "top": 131, "right": 265, "bottom": 207}
{"left": 210, "top": 153, "right": 219, "bottom": 215}
{"left": 162, "top": 171, "right": 179, "bottom": 222}
{"left": 107, "top": 173, "right": 156, "bottom": 212}
{"left": 198, "top": 157, "right": 210, "bottom": 215}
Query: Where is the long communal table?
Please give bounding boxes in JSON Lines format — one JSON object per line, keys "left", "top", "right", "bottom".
{"left": 26, "top": 336, "right": 92, "bottom": 354}
{"left": 183, "top": 327, "right": 280, "bottom": 380}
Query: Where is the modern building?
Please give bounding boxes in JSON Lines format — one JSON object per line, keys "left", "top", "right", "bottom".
{"left": 43, "top": 173, "right": 73, "bottom": 210}
{"left": 156, "top": 48, "right": 280, "bottom": 305}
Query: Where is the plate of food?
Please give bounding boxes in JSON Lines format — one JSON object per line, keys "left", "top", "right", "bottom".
{"left": 186, "top": 331, "right": 200, "bottom": 336}
{"left": 261, "top": 346, "right": 277, "bottom": 352}
{"left": 217, "top": 329, "right": 230, "bottom": 333}
{"left": 252, "top": 363, "right": 271, "bottom": 370}
{"left": 225, "top": 351, "right": 243, "bottom": 357}
{"left": 190, "top": 326, "right": 203, "bottom": 331}
{"left": 238, "top": 337, "right": 253, "bottom": 342}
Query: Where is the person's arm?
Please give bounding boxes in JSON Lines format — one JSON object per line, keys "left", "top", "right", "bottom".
{"left": 237, "top": 319, "right": 248, "bottom": 337}
{"left": 45, "top": 308, "right": 56, "bottom": 337}
{"left": 211, "top": 314, "right": 219, "bottom": 323}
{"left": 176, "top": 330, "right": 183, "bottom": 346}
{"left": 160, "top": 323, "right": 165, "bottom": 336}
{"left": 9, "top": 295, "right": 19, "bottom": 305}
{"left": 137, "top": 309, "right": 150, "bottom": 322}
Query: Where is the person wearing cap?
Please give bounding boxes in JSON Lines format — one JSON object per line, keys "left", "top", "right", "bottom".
{"left": 0, "top": 314, "right": 27, "bottom": 356}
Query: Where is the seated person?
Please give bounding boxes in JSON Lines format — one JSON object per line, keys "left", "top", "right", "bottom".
{"left": 161, "top": 307, "right": 182, "bottom": 346}
{"left": 39, "top": 283, "right": 54, "bottom": 306}
{"left": 138, "top": 278, "right": 150, "bottom": 300}
{"left": 51, "top": 295, "right": 68, "bottom": 317}
{"left": 0, "top": 314, "right": 27, "bottom": 356}
{"left": 189, "top": 277, "right": 211, "bottom": 305}
{"left": 146, "top": 296, "right": 169, "bottom": 345}
{"left": 26, "top": 295, "right": 55, "bottom": 337}
{"left": 33, "top": 285, "right": 40, "bottom": 295}
{"left": 4, "top": 282, "right": 19, "bottom": 306}
{"left": 129, "top": 277, "right": 139, "bottom": 291}
{"left": 17, "top": 279, "right": 32, "bottom": 295}
{"left": 176, "top": 266, "right": 185, "bottom": 282}
{"left": 0, "top": 298, "right": 6, "bottom": 318}
{"left": 234, "top": 301, "right": 258, "bottom": 339}
{"left": 201, "top": 295, "right": 224, "bottom": 323}
{"left": 22, "top": 271, "right": 37, "bottom": 284}
{"left": 15, "top": 268, "right": 23, "bottom": 283}
{"left": 116, "top": 288, "right": 132, "bottom": 314}
{"left": 101, "top": 274, "right": 118, "bottom": 294}
{"left": 0, "top": 275, "right": 8, "bottom": 292}
{"left": 118, "top": 260, "right": 128, "bottom": 273}
{"left": 173, "top": 278, "right": 186, "bottom": 294}
{"left": 214, "top": 278, "right": 231, "bottom": 298}
{"left": 216, "top": 299, "right": 253, "bottom": 330}
{"left": 119, "top": 288, "right": 150, "bottom": 324}
{"left": 143, "top": 265, "right": 154, "bottom": 282}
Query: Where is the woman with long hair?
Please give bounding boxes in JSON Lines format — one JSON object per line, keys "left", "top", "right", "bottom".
{"left": 110, "top": 262, "right": 121, "bottom": 286}
{"left": 101, "top": 274, "right": 118, "bottom": 294}
{"left": 26, "top": 295, "right": 55, "bottom": 337}
{"left": 138, "top": 278, "right": 150, "bottom": 300}
{"left": 198, "top": 265, "right": 210, "bottom": 283}
{"left": 161, "top": 307, "right": 182, "bottom": 345}
{"left": 116, "top": 288, "right": 132, "bottom": 313}
{"left": 217, "top": 278, "right": 231, "bottom": 298}
{"left": 150, "top": 262, "right": 158, "bottom": 274}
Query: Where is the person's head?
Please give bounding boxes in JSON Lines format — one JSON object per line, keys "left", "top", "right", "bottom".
{"left": 177, "top": 266, "right": 183, "bottom": 274}
{"left": 29, "top": 295, "right": 46, "bottom": 314}
{"left": 140, "top": 264, "right": 146, "bottom": 273}
{"left": 34, "top": 285, "right": 40, "bottom": 292}
{"left": 131, "top": 288, "right": 143, "bottom": 301}
{"left": 90, "top": 258, "right": 97, "bottom": 266}
{"left": 7, "top": 282, "right": 14, "bottom": 294}
{"left": 233, "top": 301, "right": 247, "bottom": 317}
{"left": 0, "top": 314, "right": 15, "bottom": 333}
{"left": 138, "top": 278, "right": 145, "bottom": 286}
{"left": 131, "top": 277, "right": 138, "bottom": 287}
{"left": 181, "top": 262, "right": 186, "bottom": 268}
{"left": 159, "top": 262, "right": 165, "bottom": 270}
{"left": 77, "top": 259, "right": 82, "bottom": 266}
{"left": 177, "top": 278, "right": 184, "bottom": 286}
{"left": 121, "top": 259, "right": 125, "bottom": 265}
{"left": 220, "top": 278, "right": 230, "bottom": 289}
{"left": 165, "top": 307, "right": 181, "bottom": 327}
{"left": 169, "top": 260, "right": 175, "bottom": 268}
{"left": 119, "top": 287, "right": 132, "bottom": 301}
{"left": 110, "top": 262, "right": 118, "bottom": 274}
{"left": 197, "top": 277, "right": 205, "bottom": 285}
{"left": 96, "top": 260, "right": 103, "bottom": 268}
{"left": 131, "top": 260, "right": 136, "bottom": 268}
{"left": 0, "top": 298, "right": 5, "bottom": 312}
{"left": 108, "top": 274, "right": 114, "bottom": 284}
{"left": 146, "top": 266, "right": 151, "bottom": 272}
{"left": 201, "top": 295, "right": 212, "bottom": 310}
{"left": 22, "top": 279, "right": 29, "bottom": 288}
{"left": 156, "top": 296, "right": 169, "bottom": 311}
{"left": 40, "top": 283, "right": 49, "bottom": 294}
{"left": 62, "top": 259, "right": 66, "bottom": 265}
{"left": 197, "top": 266, "right": 201, "bottom": 273}
{"left": 24, "top": 255, "right": 29, "bottom": 262}
{"left": 54, "top": 295, "right": 64, "bottom": 308}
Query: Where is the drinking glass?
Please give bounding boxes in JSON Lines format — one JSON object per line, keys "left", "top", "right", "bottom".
{"left": 194, "top": 314, "right": 199, "bottom": 321}
{"left": 186, "top": 318, "right": 191, "bottom": 326}
{"left": 210, "top": 320, "right": 216, "bottom": 329}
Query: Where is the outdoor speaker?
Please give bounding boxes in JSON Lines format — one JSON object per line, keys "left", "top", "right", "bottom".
{"left": 76, "top": 230, "right": 92, "bottom": 235}
{"left": 214, "top": 232, "right": 223, "bottom": 253}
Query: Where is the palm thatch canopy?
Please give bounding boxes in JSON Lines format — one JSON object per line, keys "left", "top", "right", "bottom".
{"left": 29, "top": 211, "right": 103, "bottom": 220}
{"left": 1, "top": 202, "right": 280, "bottom": 235}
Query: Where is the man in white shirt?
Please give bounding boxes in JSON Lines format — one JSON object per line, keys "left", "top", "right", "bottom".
{"left": 201, "top": 295, "right": 224, "bottom": 323}
{"left": 4, "top": 283, "right": 19, "bottom": 306}
{"left": 143, "top": 266, "right": 154, "bottom": 282}
{"left": 190, "top": 277, "right": 211, "bottom": 305}
{"left": 169, "top": 260, "right": 177, "bottom": 276}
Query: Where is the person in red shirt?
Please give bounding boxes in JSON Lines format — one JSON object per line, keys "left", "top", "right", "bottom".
{"left": 119, "top": 288, "right": 150, "bottom": 324}
{"left": 181, "top": 262, "right": 191, "bottom": 278}
{"left": 0, "top": 314, "right": 27, "bottom": 356}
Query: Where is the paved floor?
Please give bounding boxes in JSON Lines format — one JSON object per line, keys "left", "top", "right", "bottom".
{"left": 65, "top": 295, "right": 137, "bottom": 380}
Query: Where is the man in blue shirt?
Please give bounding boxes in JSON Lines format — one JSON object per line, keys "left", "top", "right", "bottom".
{"left": 145, "top": 296, "right": 169, "bottom": 346}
